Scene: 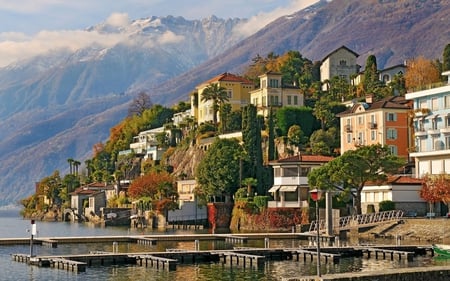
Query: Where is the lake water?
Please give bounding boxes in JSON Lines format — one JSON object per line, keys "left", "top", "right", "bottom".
{"left": 1, "top": 210, "right": 449, "bottom": 281}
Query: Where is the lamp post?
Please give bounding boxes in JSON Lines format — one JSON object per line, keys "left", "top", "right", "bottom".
{"left": 310, "top": 188, "right": 323, "bottom": 277}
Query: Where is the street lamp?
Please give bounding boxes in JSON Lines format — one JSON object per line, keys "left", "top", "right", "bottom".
{"left": 310, "top": 188, "right": 323, "bottom": 277}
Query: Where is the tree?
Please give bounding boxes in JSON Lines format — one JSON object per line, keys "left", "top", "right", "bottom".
{"left": 128, "top": 171, "right": 178, "bottom": 212}
{"left": 128, "top": 91, "right": 153, "bottom": 117}
{"left": 242, "top": 177, "right": 258, "bottom": 196}
{"left": 309, "top": 128, "right": 339, "bottom": 156}
{"left": 443, "top": 43, "right": 450, "bottom": 72}
{"left": 308, "top": 144, "right": 405, "bottom": 215}
{"left": 287, "top": 124, "right": 305, "bottom": 152}
{"left": 242, "top": 105, "right": 264, "bottom": 193}
{"left": 420, "top": 174, "right": 450, "bottom": 215}
{"left": 405, "top": 56, "right": 441, "bottom": 90}
{"left": 363, "top": 55, "right": 379, "bottom": 93}
{"left": 195, "top": 138, "right": 242, "bottom": 202}
{"left": 201, "top": 83, "right": 229, "bottom": 126}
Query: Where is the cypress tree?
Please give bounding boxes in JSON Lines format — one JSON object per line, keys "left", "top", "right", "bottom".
{"left": 443, "top": 43, "right": 450, "bottom": 72}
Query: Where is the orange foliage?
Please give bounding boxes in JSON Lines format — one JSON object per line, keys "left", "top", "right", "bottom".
{"left": 92, "top": 142, "right": 105, "bottom": 158}
{"left": 405, "top": 56, "right": 441, "bottom": 90}
{"left": 128, "top": 171, "right": 175, "bottom": 200}
{"left": 420, "top": 174, "right": 450, "bottom": 204}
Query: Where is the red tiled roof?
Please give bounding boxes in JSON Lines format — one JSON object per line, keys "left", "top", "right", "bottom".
{"left": 337, "top": 96, "right": 412, "bottom": 116}
{"left": 366, "top": 175, "right": 423, "bottom": 186}
{"left": 199, "top": 72, "right": 253, "bottom": 86}
{"left": 272, "top": 154, "right": 334, "bottom": 164}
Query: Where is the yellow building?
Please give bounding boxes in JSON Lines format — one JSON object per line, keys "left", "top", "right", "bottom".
{"left": 191, "top": 72, "right": 254, "bottom": 125}
{"left": 249, "top": 71, "right": 304, "bottom": 117}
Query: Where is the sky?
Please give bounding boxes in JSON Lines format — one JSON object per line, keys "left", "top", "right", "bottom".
{"left": 0, "top": 0, "right": 320, "bottom": 68}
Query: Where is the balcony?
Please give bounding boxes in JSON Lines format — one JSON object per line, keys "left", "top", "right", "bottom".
{"left": 414, "top": 128, "right": 427, "bottom": 137}
{"left": 344, "top": 125, "right": 352, "bottom": 132}
{"left": 368, "top": 122, "right": 377, "bottom": 129}
{"left": 268, "top": 200, "right": 308, "bottom": 208}
{"left": 427, "top": 129, "right": 440, "bottom": 135}
{"left": 441, "top": 127, "right": 450, "bottom": 134}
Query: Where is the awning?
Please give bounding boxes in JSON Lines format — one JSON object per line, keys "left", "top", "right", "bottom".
{"left": 268, "top": 185, "right": 280, "bottom": 193}
{"left": 279, "top": 185, "right": 299, "bottom": 192}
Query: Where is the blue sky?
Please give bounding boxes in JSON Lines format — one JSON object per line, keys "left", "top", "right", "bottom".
{"left": 0, "top": 0, "right": 319, "bottom": 67}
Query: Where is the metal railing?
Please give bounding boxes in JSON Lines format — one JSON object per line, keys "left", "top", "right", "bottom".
{"left": 309, "top": 210, "right": 404, "bottom": 232}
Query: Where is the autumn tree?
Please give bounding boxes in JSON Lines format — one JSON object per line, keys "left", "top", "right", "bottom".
{"left": 128, "top": 91, "right": 153, "bottom": 117}
{"left": 128, "top": 171, "right": 178, "bottom": 212}
{"left": 308, "top": 144, "right": 405, "bottom": 214}
{"left": 37, "top": 170, "right": 63, "bottom": 209}
{"left": 420, "top": 174, "right": 450, "bottom": 215}
{"left": 405, "top": 56, "right": 441, "bottom": 91}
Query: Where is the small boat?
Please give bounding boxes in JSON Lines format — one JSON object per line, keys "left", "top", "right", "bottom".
{"left": 432, "top": 244, "right": 450, "bottom": 258}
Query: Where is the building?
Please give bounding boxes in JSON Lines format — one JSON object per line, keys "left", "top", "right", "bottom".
{"left": 361, "top": 175, "right": 425, "bottom": 215}
{"left": 128, "top": 127, "right": 168, "bottom": 160}
{"left": 337, "top": 95, "right": 413, "bottom": 159}
{"left": 406, "top": 71, "right": 450, "bottom": 177}
{"left": 320, "top": 46, "right": 360, "bottom": 91}
{"left": 249, "top": 71, "right": 304, "bottom": 117}
{"left": 268, "top": 154, "right": 334, "bottom": 208}
{"left": 379, "top": 64, "right": 406, "bottom": 85}
{"left": 191, "top": 72, "right": 254, "bottom": 125}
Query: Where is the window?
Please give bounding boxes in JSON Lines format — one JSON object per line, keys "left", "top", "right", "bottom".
{"left": 269, "top": 79, "right": 279, "bottom": 88}
{"left": 445, "top": 136, "right": 450, "bottom": 150}
{"left": 387, "top": 128, "right": 397, "bottom": 139}
{"left": 419, "top": 100, "right": 427, "bottom": 109}
{"left": 446, "top": 116, "right": 450, "bottom": 128}
{"left": 270, "top": 96, "right": 274, "bottom": 106}
{"left": 388, "top": 145, "right": 398, "bottom": 155}
{"left": 445, "top": 95, "right": 450, "bottom": 109}
{"left": 371, "top": 130, "right": 376, "bottom": 141}
{"left": 419, "top": 138, "right": 427, "bottom": 152}
{"left": 283, "top": 167, "right": 298, "bottom": 177}
{"left": 274, "top": 168, "right": 281, "bottom": 177}
{"left": 432, "top": 98, "right": 439, "bottom": 110}
{"left": 358, "top": 116, "right": 364, "bottom": 125}
{"left": 226, "top": 89, "right": 232, "bottom": 99}
{"left": 274, "top": 96, "right": 279, "bottom": 105}
{"left": 287, "top": 96, "right": 292, "bottom": 105}
{"left": 431, "top": 118, "right": 438, "bottom": 130}
{"left": 294, "top": 96, "right": 298, "bottom": 105}
{"left": 417, "top": 119, "right": 425, "bottom": 131}
{"left": 339, "top": 60, "right": 347, "bottom": 66}
{"left": 432, "top": 136, "right": 438, "bottom": 150}
{"left": 387, "top": 112, "right": 397, "bottom": 121}
{"left": 347, "top": 133, "right": 352, "bottom": 143}
{"left": 300, "top": 167, "right": 311, "bottom": 176}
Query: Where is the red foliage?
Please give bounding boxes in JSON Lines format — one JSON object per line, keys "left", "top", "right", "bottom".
{"left": 128, "top": 171, "right": 174, "bottom": 199}
{"left": 420, "top": 174, "right": 450, "bottom": 204}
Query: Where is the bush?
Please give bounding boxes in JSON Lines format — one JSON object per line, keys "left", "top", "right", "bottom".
{"left": 253, "top": 196, "right": 269, "bottom": 210}
{"left": 379, "top": 200, "right": 395, "bottom": 212}
{"left": 366, "top": 204, "right": 375, "bottom": 213}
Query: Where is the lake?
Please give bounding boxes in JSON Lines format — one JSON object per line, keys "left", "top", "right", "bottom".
{"left": 0, "top": 210, "right": 448, "bottom": 281}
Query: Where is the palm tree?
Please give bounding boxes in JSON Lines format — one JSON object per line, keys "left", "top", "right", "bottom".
{"left": 201, "top": 83, "right": 229, "bottom": 126}
{"left": 67, "top": 158, "right": 74, "bottom": 175}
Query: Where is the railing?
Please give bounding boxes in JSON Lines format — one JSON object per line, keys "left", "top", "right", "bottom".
{"left": 309, "top": 210, "right": 404, "bottom": 233}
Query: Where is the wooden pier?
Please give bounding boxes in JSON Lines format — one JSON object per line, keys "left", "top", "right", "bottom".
{"left": 357, "top": 246, "right": 415, "bottom": 261}
{"left": 131, "top": 254, "right": 177, "bottom": 271}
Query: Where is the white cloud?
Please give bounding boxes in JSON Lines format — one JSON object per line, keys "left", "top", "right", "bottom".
{"left": 105, "top": 13, "right": 130, "bottom": 27}
{"left": 233, "top": 0, "right": 320, "bottom": 37}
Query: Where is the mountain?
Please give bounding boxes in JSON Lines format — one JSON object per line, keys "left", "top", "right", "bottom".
{"left": 1, "top": 0, "right": 450, "bottom": 207}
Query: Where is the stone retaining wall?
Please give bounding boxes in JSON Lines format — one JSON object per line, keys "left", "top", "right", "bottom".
{"left": 290, "top": 266, "right": 450, "bottom": 281}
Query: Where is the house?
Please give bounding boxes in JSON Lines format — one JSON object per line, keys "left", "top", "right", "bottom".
{"left": 268, "top": 154, "right": 334, "bottom": 208}
{"left": 337, "top": 95, "right": 413, "bottom": 159}
{"left": 379, "top": 64, "right": 406, "bottom": 85}
{"left": 249, "top": 71, "right": 304, "bottom": 117}
{"left": 361, "top": 175, "right": 426, "bottom": 215}
{"left": 405, "top": 71, "right": 450, "bottom": 177}
{"left": 128, "top": 127, "right": 168, "bottom": 160}
{"left": 167, "top": 179, "right": 207, "bottom": 224}
{"left": 69, "top": 183, "right": 115, "bottom": 220}
{"left": 320, "top": 46, "right": 360, "bottom": 91}
{"left": 191, "top": 72, "right": 254, "bottom": 125}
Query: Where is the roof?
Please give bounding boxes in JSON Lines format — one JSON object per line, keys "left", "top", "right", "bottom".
{"left": 321, "top": 45, "right": 359, "bottom": 63}
{"left": 271, "top": 154, "right": 334, "bottom": 164}
{"left": 70, "top": 187, "right": 98, "bottom": 196}
{"left": 366, "top": 175, "right": 423, "bottom": 186}
{"left": 198, "top": 72, "right": 253, "bottom": 87}
{"left": 337, "top": 96, "right": 412, "bottom": 116}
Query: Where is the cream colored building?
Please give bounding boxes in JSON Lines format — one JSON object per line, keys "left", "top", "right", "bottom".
{"left": 320, "top": 46, "right": 360, "bottom": 91}
{"left": 249, "top": 71, "right": 304, "bottom": 117}
{"left": 191, "top": 72, "right": 254, "bottom": 125}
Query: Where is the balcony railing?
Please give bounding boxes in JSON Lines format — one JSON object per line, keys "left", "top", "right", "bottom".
{"left": 368, "top": 122, "right": 377, "bottom": 129}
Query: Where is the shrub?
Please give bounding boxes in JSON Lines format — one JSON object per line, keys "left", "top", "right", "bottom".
{"left": 379, "top": 200, "right": 395, "bottom": 212}
{"left": 253, "top": 196, "right": 269, "bottom": 210}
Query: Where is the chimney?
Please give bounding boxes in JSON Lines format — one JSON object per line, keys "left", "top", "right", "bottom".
{"left": 365, "top": 94, "right": 373, "bottom": 104}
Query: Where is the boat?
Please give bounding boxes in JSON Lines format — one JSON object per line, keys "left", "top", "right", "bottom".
{"left": 432, "top": 244, "right": 450, "bottom": 258}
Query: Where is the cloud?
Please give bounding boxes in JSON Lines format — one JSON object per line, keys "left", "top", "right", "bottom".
{"left": 105, "top": 13, "right": 130, "bottom": 27}
{"left": 233, "top": 0, "right": 320, "bottom": 37}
